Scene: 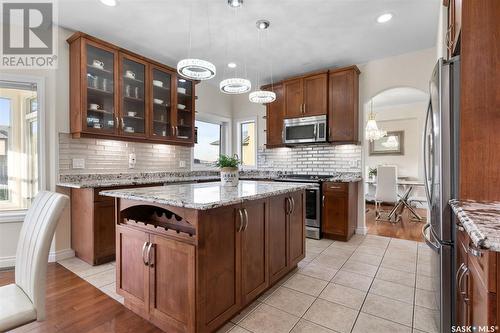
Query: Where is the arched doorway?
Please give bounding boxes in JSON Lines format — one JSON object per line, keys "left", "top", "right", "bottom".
{"left": 361, "top": 87, "right": 429, "bottom": 241}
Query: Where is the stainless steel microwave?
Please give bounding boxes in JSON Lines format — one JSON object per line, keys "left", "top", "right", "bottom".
{"left": 283, "top": 115, "right": 327, "bottom": 144}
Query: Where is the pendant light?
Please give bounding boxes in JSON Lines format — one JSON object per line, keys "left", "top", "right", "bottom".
{"left": 219, "top": 1, "right": 251, "bottom": 94}
{"left": 249, "top": 19, "right": 276, "bottom": 104}
{"left": 177, "top": 0, "right": 216, "bottom": 81}
{"left": 365, "top": 99, "right": 387, "bottom": 141}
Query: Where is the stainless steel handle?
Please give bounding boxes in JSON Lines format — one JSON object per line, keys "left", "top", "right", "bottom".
{"left": 243, "top": 208, "right": 249, "bottom": 231}
{"left": 329, "top": 186, "right": 342, "bottom": 189}
{"left": 286, "top": 197, "right": 292, "bottom": 215}
{"left": 142, "top": 241, "right": 149, "bottom": 266}
{"left": 237, "top": 208, "right": 244, "bottom": 232}
{"left": 422, "top": 223, "right": 440, "bottom": 253}
{"left": 290, "top": 197, "right": 295, "bottom": 214}
{"left": 455, "top": 263, "right": 465, "bottom": 291}
{"left": 282, "top": 128, "right": 286, "bottom": 143}
{"left": 174, "top": 125, "right": 178, "bottom": 137}
{"left": 120, "top": 117, "right": 125, "bottom": 130}
{"left": 468, "top": 246, "right": 483, "bottom": 257}
{"left": 458, "top": 264, "right": 469, "bottom": 296}
{"left": 422, "top": 101, "right": 432, "bottom": 205}
{"left": 313, "top": 124, "right": 317, "bottom": 139}
{"left": 147, "top": 242, "right": 154, "bottom": 267}
{"left": 322, "top": 195, "right": 325, "bottom": 207}
{"left": 303, "top": 103, "right": 306, "bottom": 114}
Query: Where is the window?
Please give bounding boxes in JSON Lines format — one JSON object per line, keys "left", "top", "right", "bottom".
{"left": 239, "top": 120, "right": 256, "bottom": 167}
{"left": 194, "top": 120, "right": 221, "bottom": 167}
{"left": 0, "top": 81, "right": 39, "bottom": 211}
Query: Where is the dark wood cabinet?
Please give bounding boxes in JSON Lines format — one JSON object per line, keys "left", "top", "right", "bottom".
{"left": 284, "top": 78, "right": 303, "bottom": 118}
{"left": 288, "top": 190, "right": 305, "bottom": 266}
{"left": 115, "top": 191, "right": 304, "bottom": 333}
{"left": 268, "top": 192, "right": 305, "bottom": 284}
{"left": 265, "top": 84, "right": 284, "bottom": 148}
{"left": 454, "top": 224, "right": 497, "bottom": 329}
{"left": 240, "top": 199, "right": 268, "bottom": 306}
{"left": 71, "top": 184, "right": 161, "bottom": 265}
{"left": 328, "top": 66, "right": 360, "bottom": 143}
{"left": 303, "top": 73, "right": 328, "bottom": 117}
{"left": 322, "top": 182, "right": 358, "bottom": 241}
{"left": 68, "top": 32, "right": 195, "bottom": 146}
{"left": 264, "top": 66, "right": 358, "bottom": 147}
{"left": 283, "top": 73, "right": 328, "bottom": 118}
{"left": 116, "top": 224, "right": 150, "bottom": 318}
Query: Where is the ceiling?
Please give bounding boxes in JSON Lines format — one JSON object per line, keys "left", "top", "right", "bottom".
{"left": 58, "top": 0, "right": 440, "bottom": 85}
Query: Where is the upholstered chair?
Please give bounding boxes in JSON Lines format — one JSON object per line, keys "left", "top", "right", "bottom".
{"left": 375, "top": 165, "right": 400, "bottom": 222}
{"left": 0, "top": 191, "right": 69, "bottom": 331}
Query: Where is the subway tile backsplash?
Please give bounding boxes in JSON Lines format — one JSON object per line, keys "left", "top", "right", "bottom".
{"left": 59, "top": 134, "right": 361, "bottom": 176}
{"left": 59, "top": 133, "right": 191, "bottom": 175}
{"left": 257, "top": 144, "right": 362, "bottom": 174}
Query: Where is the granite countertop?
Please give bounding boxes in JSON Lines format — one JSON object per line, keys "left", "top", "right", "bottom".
{"left": 56, "top": 171, "right": 362, "bottom": 188}
{"left": 450, "top": 199, "right": 500, "bottom": 251}
{"left": 100, "top": 180, "right": 312, "bottom": 210}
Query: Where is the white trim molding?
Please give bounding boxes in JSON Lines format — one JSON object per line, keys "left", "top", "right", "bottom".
{"left": 48, "top": 248, "right": 75, "bottom": 263}
{"left": 355, "top": 227, "right": 368, "bottom": 235}
{"left": 0, "top": 210, "right": 26, "bottom": 224}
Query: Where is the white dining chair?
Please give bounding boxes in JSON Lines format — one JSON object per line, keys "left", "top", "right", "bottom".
{"left": 374, "top": 165, "right": 401, "bottom": 223}
{"left": 0, "top": 191, "right": 69, "bottom": 332}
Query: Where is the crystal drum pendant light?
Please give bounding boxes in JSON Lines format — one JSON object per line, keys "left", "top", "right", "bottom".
{"left": 177, "top": 0, "right": 216, "bottom": 81}
{"left": 219, "top": 1, "right": 251, "bottom": 94}
{"left": 249, "top": 20, "right": 276, "bottom": 104}
{"left": 365, "top": 100, "right": 387, "bottom": 141}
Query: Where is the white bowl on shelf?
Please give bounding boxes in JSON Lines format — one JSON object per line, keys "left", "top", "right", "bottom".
{"left": 177, "top": 104, "right": 186, "bottom": 110}
{"left": 153, "top": 98, "right": 164, "bottom": 105}
{"left": 177, "top": 87, "right": 186, "bottom": 95}
{"left": 124, "top": 127, "right": 135, "bottom": 133}
{"left": 153, "top": 80, "right": 163, "bottom": 87}
{"left": 127, "top": 111, "right": 137, "bottom": 117}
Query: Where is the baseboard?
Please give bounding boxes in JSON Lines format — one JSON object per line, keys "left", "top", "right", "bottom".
{"left": 355, "top": 227, "right": 368, "bottom": 235}
{"left": 0, "top": 256, "right": 16, "bottom": 269}
{"left": 48, "top": 248, "right": 75, "bottom": 262}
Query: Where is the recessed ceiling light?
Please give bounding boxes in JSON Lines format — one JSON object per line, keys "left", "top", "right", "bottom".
{"left": 99, "top": 0, "right": 117, "bottom": 6}
{"left": 228, "top": 62, "right": 237, "bottom": 68}
{"left": 227, "top": 0, "right": 243, "bottom": 8}
{"left": 376, "top": 13, "right": 393, "bottom": 23}
{"left": 256, "top": 19, "right": 270, "bottom": 30}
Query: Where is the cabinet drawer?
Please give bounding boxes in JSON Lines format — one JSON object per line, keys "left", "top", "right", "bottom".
{"left": 323, "top": 182, "right": 348, "bottom": 193}
{"left": 467, "top": 242, "right": 496, "bottom": 293}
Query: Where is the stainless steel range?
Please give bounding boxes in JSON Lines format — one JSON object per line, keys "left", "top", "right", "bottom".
{"left": 275, "top": 174, "right": 333, "bottom": 239}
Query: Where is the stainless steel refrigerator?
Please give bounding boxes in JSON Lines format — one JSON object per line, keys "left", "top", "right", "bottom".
{"left": 422, "top": 56, "right": 460, "bottom": 333}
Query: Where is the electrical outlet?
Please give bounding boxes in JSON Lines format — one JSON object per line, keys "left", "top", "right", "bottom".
{"left": 128, "top": 153, "right": 136, "bottom": 169}
{"left": 72, "top": 158, "right": 85, "bottom": 169}
{"left": 179, "top": 160, "right": 186, "bottom": 168}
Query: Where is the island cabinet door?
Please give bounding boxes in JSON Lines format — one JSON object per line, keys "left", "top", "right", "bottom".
{"left": 197, "top": 205, "right": 241, "bottom": 333}
{"left": 289, "top": 191, "right": 306, "bottom": 266}
{"left": 240, "top": 199, "right": 269, "bottom": 306}
{"left": 116, "top": 225, "right": 150, "bottom": 319}
{"left": 149, "top": 235, "right": 195, "bottom": 333}
{"left": 268, "top": 194, "right": 289, "bottom": 284}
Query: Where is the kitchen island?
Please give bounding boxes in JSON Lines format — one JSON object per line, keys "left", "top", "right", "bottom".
{"left": 100, "top": 181, "right": 309, "bottom": 333}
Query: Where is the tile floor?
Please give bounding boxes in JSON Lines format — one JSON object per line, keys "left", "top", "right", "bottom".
{"left": 58, "top": 234, "right": 439, "bottom": 333}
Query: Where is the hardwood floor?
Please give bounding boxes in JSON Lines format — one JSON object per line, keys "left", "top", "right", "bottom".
{"left": 0, "top": 263, "right": 162, "bottom": 333}
{"left": 365, "top": 203, "right": 426, "bottom": 242}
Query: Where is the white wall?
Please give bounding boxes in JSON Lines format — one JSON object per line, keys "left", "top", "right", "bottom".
{"left": 365, "top": 101, "right": 428, "bottom": 179}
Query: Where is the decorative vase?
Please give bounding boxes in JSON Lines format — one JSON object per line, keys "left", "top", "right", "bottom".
{"left": 220, "top": 167, "right": 239, "bottom": 186}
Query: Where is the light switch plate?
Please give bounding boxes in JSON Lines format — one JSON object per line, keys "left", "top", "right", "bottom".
{"left": 72, "top": 158, "right": 85, "bottom": 169}
{"left": 179, "top": 160, "right": 186, "bottom": 168}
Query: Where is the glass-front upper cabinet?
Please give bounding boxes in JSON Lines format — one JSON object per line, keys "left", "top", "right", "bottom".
{"left": 175, "top": 77, "right": 194, "bottom": 142}
{"left": 84, "top": 42, "right": 117, "bottom": 134}
{"left": 150, "top": 66, "right": 173, "bottom": 139}
{"left": 119, "top": 54, "right": 147, "bottom": 137}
